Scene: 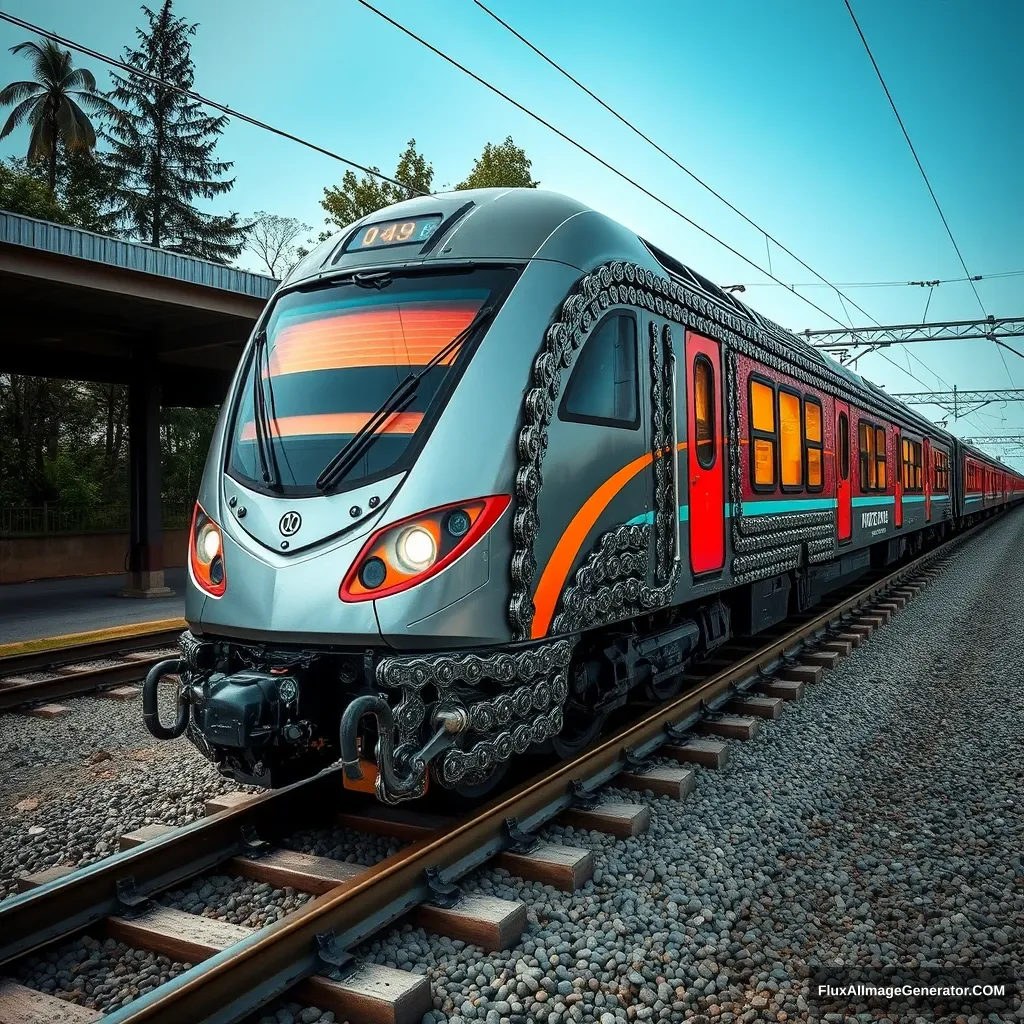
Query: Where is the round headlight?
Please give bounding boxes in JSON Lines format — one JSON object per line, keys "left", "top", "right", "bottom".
{"left": 396, "top": 526, "right": 437, "bottom": 573}
{"left": 359, "top": 556, "right": 387, "bottom": 589}
{"left": 197, "top": 523, "right": 220, "bottom": 563}
{"left": 209, "top": 555, "right": 224, "bottom": 584}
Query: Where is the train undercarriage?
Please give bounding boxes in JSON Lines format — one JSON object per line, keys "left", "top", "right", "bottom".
{"left": 143, "top": 516, "right": 976, "bottom": 805}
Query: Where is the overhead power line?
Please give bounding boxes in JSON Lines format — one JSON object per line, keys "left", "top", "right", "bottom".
{"left": 356, "top": 0, "right": 966, "bottom": 403}
{"left": 471, "top": 0, "right": 885, "bottom": 331}
{"left": 0, "top": 11, "right": 427, "bottom": 198}
{"left": 735, "top": 270, "right": 1024, "bottom": 289}
{"left": 354, "top": 0, "right": 863, "bottom": 332}
{"left": 843, "top": 0, "right": 1011, "bottom": 385}
{"left": 890, "top": 388, "right": 1024, "bottom": 419}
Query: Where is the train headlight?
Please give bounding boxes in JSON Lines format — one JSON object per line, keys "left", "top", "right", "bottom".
{"left": 189, "top": 503, "right": 227, "bottom": 598}
{"left": 340, "top": 494, "right": 511, "bottom": 603}
{"left": 197, "top": 522, "right": 221, "bottom": 563}
{"left": 396, "top": 526, "right": 437, "bottom": 573}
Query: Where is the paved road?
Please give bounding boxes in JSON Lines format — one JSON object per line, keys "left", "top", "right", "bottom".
{"left": 0, "top": 568, "right": 186, "bottom": 644}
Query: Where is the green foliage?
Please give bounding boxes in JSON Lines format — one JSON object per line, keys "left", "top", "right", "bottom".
{"left": 105, "top": 0, "right": 246, "bottom": 262}
{"left": 0, "top": 37, "right": 115, "bottom": 194}
{"left": 161, "top": 406, "right": 218, "bottom": 505}
{"left": 320, "top": 138, "right": 434, "bottom": 233}
{"left": 457, "top": 137, "right": 538, "bottom": 190}
{"left": 0, "top": 157, "right": 69, "bottom": 221}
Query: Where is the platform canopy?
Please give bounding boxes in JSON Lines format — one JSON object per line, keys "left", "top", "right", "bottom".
{"left": 0, "top": 210, "right": 276, "bottom": 406}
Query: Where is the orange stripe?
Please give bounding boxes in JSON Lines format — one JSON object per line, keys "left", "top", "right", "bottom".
{"left": 531, "top": 442, "right": 686, "bottom": 639}
{"left": 239, "top": 411, "right": 423, "bottom": 441}
{"left": 266, "top": 306, "right": 480, "bottom": 376}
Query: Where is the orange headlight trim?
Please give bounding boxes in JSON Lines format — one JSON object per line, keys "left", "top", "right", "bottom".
{"left": 340, "top": 494, "right": 510, "bottom": 603}
{"left": 189, "top": 502, "right": 227, "bottom": 597}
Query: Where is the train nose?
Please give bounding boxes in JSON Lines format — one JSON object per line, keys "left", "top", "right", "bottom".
{"left": 192, "top": 518, "right": 382, "bottom": 645}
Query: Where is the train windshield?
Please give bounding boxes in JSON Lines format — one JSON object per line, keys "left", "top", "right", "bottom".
{"left": 227, "top": 267, "right": 517, "bottom": 496}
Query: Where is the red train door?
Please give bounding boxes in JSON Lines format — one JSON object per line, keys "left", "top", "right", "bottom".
{"left": 923, "top": 437, "right": 932, "bottom": 520}
{"left": 686, "top": 331, "right": 724, "bottom": 574}
{"left": 894, "top": 429, "right": 903, "bottom": 528}
{"left": 835, "top": 400, "right": 852, "bottom": 542}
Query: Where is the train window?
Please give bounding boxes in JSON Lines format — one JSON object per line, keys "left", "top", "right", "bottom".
{"left": 874, "top": 426, "right": 887, "bottom": 489}
{"left": 901, "top": 438, "right": 911, "bottom": 489}
{"left": 838, "top": 413, "right": 850, "bottom": 480}
{"left": 914, "top": 443, "right": 922, "bottom": 490}
{"left": 749, "top": 378, "right": 776, "bottom": 490}
{"left": 693, "top": 356, "right": 715, "bottom": 469}
{"left": 934, "top": 450, "right": 948, "bottom": 492}
{"left": 779, "top": 389, "right": 803, "bottom": 489}
{"left": 859, "top": 421, "right": 876, "bottom": 490}
{"left": 559, "top": 314, "right": 639, "bottom": 429}
{"left": 901, "top": 439, "right": 923, "bottom": 492}
{"left": 803, "top": 397, "right": 823, "bottom": 490}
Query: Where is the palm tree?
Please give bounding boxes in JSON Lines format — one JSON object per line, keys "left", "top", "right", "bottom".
{"left": 0, "top": 38, "right": 115, "bottom": 196}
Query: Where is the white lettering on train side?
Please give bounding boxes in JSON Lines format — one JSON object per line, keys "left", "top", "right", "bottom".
{"left": 861, "top": 510, "right": 889, "bottom": 528}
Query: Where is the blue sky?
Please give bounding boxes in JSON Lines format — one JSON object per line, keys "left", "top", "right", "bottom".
{"left": 1, "top": 0, "right": 1022, "bottom": 454}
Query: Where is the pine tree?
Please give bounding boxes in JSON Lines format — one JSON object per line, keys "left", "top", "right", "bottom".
{"left": 105, "top": 0, "right": 246, "bottom": 262}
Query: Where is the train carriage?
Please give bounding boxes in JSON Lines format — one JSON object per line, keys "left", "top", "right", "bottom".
{"left": 145, "top": 188, "right": 1024, "bottom": 804}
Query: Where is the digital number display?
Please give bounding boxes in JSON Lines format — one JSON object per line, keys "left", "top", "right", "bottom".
{"left": 347, "top": 215, "right": 441, "bottom": 251}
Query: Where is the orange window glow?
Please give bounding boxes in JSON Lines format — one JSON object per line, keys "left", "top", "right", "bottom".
{"left": 779, "top": 391, "right": 802, "bottom": 488}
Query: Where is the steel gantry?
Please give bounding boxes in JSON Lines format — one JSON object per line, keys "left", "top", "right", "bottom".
{"left": 887, "top": 386, "right": 1024, "bottom": 419}
{"left": 800, "top": 315, "right": 1024, "bottom": 365}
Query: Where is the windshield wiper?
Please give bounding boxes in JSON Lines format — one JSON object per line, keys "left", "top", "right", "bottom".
{"left": 315, "top": 303, "right": 496, "bottom": 494}
{"left": 250, "top": 328, "right": 282, "bottom": 491}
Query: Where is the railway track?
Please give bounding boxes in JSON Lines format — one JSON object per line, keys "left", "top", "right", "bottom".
{"left": 0, "top": 624, "right": 184, "bottom": 712}
{"left": 0, "top": 524, "right": 979, "bottom": 1023}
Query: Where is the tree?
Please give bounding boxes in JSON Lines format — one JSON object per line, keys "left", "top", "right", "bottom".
{"left": 320, "top": 138, "right": 433, "bottom": 233}
{"left": 457, "top": 136, "right": 538, "bottom": 190}
{"left": 105, "top": 0, "right": 247, "bottom": 262}
{"left": 244, "top": 211, "right": 312, "bottom": 277}
{"left": 0, "top": 38, "right": 115, "bottom": 196}
{"left": 0, "top": 158, "right": 68, "bottom": 221}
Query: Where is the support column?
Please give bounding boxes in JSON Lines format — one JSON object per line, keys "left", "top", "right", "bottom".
{"left": 120, "top": 366, "right": 174, "bottom": 598}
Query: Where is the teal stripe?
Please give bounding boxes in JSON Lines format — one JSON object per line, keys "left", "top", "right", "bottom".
{"left": 741, "top": 498, "right": 837, "bottom": 515}
{"left": 932, "top": 495, "right": 950, "bottom": 501}
{"left": 627, "top": 506, "right": 691, "bottom": 526}
{"left": 902, "top": 495, "right": 927, "bottom": 504}
{"left": 965, "top": 495, "right": 983, "bottom": 503}
{"left": 852, "top": 495, "right": 896, "bottom": 507}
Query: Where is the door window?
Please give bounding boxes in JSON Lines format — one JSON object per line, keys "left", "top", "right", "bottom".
{"left": 803, "top": 398, "right": 823, "bottom": 490}
{"left": 749, "top": 378, "right": 776, "bottom": 490}
{"left": 838, "top": 413, "right": 850, "bottom": 480}
{"left": 693, "top": 355, "right": 715, "bottom": 468}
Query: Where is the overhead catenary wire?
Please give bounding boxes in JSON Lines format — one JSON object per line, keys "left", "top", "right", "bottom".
{"left": 0, "top": 10, "right": 429, "bottom": 198}
{"left": 732, "top": 270, "right": 1024, "bottom": 289}
{"left": 356, "top": 1, "right": 982, "bottom": 415}
{"left": 0, "top": 9, "right": 989, "bottom": 423}
{"left": 842, "top": 0, "right": 1013, "bottom": 386}
{"left": 352, "top": 0, "right": 863, "bottom": 334}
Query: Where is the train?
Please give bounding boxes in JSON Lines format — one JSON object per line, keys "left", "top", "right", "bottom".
{"left": 143, "top": 187, "right": 1024, "bottom": 804}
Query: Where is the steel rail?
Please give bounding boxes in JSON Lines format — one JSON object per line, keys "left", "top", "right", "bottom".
{"left": 103, "top": 520, "right": 979, "bottom": 1023}
{"left": 0, "top": 648, "right": 179, "bottom": 710}
{"left": 0, "top": 624, "right": 185, "bottom": 674}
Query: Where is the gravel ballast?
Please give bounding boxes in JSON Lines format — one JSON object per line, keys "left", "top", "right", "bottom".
{"left": 0, "top": 683, "right": 256, "bottom": 902}
{"left": 346, "top": 513, "right": 1024, "bottom": 1024}
{"left": 7, "top": 513, "right": 1024, "bottom": 1024}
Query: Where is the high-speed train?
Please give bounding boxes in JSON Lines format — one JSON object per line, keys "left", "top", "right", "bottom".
{"left": 144, "top": 188, "right": 1024, "bottom": 803}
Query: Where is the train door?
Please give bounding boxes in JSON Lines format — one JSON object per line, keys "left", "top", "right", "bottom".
{"left": 835, "top": 400, "right": 852, "bottom": 542}
{"left": 894, "top": 429, "right": 903, "bottom": 528}
{"left": 923, "top": 437, "right": 932, "bottom": 520}
{"left": 686, "top": 331, "right": 724, "bottom": 574}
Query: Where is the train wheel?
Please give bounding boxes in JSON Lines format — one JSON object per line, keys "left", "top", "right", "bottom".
{"left": 551, "top": 708, "right": 607, "bottom": 758}
{"left": 448, "top": 761, "right": 508, "bottom": 800}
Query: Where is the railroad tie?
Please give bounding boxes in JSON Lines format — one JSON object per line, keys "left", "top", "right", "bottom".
{"left": 414, "top": 895, "right": 528, "bottom": 952}
{"left": 759, "top": 679, "right": 804, "bottom": 701}
{"left": 560, "top": 800, "right": 651, "bottom": 839}
{"left": 334, "top": 805, "right": 452, "bottom": 842}
{"left": 661, "top": 737, "right": 729, "bottom": 769}
{"left": 496, "top": 844, "right": 594, "bottom": 891}
{"left": 617, "top": 765, "right": 697, "bottom": 800}
{"left": 0, "top": 979, "right": 102, "bottom": 1023}
{"left": 103, "top": 907, "right": 430, "bottom": 1024}
{"left": 697, "top": 714, "right": 760, "bottom": 741}
{"left": 727, "top": 695, "right": 785, "bottom": 720}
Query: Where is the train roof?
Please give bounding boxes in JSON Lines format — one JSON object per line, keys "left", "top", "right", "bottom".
{"left": 282, "top": 188, "right": 1018, "bottom": 478}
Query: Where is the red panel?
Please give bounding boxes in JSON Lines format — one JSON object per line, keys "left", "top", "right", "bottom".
{"left": 894, "top": 429, "right": 903, "bottom": 528}
{"left": 835, "top": 399, "right": 852, "bottom": 541}
{"left": 686, "top": 331, "right": 724, "bottom": 573}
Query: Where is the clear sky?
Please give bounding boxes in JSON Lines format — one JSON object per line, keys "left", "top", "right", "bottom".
{"left": 1, "top": 0, "right": 1022, "bottom": 455}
